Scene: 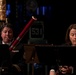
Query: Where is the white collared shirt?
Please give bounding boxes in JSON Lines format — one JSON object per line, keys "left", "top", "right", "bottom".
{"left": 2, "top": 41, "right": 12, "bottom": 46}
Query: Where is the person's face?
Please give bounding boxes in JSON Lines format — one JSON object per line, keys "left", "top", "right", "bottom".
{"left": 59, "top": 65, "right": 71, "bottom": 74}
{"left": 69, "top": 28, "right": 76, "bottom": 46}
{"left": 1, "top": 27, "right": 13, "bottom": 43}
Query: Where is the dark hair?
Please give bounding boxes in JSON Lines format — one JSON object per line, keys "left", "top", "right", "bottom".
{"left": 0, "top": 23, "right": 14, "bottom": 31}
{"left": 65, "top": 24, "right": 76, "bottom": 45}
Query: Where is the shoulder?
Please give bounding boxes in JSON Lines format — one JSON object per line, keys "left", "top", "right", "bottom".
{"left": 60, "top": 43, "right": 71, "bottom": 46}
{"left": 15, "top": 43, "right": 24, "bottom": 49}
{"left": 0, "top": 40, "right": 2, "bottom": 44}
{"left": 14, "top": 43, "right": 24, "bottom": 53}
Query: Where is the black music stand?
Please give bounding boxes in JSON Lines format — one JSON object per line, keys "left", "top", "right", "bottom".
{"left": 35, "top": 45, "right": 76, "bottom": 65}
{"left": 0, "top": 44, "right": 11, "bottom": 75}
{"left": 0, "top": 44, "right": 10, "bottom": 66}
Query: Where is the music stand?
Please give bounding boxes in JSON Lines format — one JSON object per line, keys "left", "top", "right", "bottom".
{"left": 0, "top": 44, "right": 10, "bottom": 67}
{"left": 35, "top": 45, "right": 76, "bottom": 65}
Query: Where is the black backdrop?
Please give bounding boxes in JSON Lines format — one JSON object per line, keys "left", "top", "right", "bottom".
{"left": 6, "top": 0, "right": 76, "bottom": 45}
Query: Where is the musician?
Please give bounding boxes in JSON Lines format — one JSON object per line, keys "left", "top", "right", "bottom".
{"left": 49, "top": 24, "right": 76, "bottom": 75}
{"left": 0, "top": 23, "right": 26, "bottom": 75}
{"left": 64, "top": 23, "right": 76, "bottom": 75}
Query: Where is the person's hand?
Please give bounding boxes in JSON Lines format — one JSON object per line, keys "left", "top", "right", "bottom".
{"left": 49, "top": 69, "right": 56, "bottom": 75}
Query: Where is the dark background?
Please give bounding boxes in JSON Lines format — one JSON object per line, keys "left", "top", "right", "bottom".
{"left": 6, "top": 0, "right": 76, "bottom": 45}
